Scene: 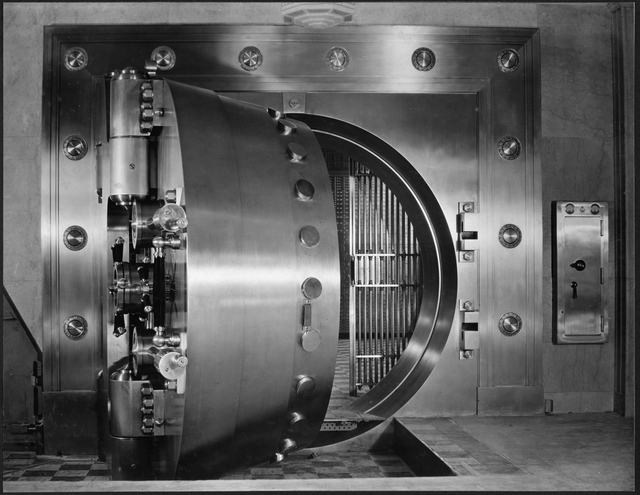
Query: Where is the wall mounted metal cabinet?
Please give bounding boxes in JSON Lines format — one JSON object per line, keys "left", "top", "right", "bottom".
{"left": 553, "top": 201, "right": 609, "bottom": 344}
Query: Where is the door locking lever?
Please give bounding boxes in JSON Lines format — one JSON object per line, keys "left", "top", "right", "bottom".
{"left": 570, "top": 281, "right": 578, "bottom": 299}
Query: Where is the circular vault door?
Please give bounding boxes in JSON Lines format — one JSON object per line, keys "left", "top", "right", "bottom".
{"left": 157, "top": 81, "right": 341, "bottom": 478}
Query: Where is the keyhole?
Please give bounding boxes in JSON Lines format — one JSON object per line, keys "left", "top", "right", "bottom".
{"left": 570, "top": 281, "right": 578, "bottom": 299}
{"left": 570, "top": 259, "right": 586, "bottom": 271}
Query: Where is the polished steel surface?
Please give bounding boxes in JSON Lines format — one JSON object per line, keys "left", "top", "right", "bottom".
{"left": 41, "top": 24, "right": 542, "bottom": 475}
{"left": 553, "top": 201, "right": 609, "bottom": 344}
{"left": 155, "top": 81, "right": 340, "bottom": 478}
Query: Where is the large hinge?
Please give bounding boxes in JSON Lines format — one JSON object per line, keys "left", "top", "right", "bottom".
{"left": 457, "top": 202, "right": 479, "bottom": 263}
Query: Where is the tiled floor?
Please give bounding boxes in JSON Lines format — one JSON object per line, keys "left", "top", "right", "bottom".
{"left": 219, "top": 451, "right": 414, "bottom": 480}
{"left": 2, "top": 453, "right": 109, "bottom": 482}
{"left": 2, "top": 450, "right": 414, "bottom": 482}
{"left": 3, "top": 413, "right": 634, "bottom": 491}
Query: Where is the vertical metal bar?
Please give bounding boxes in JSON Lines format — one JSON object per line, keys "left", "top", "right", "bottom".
{"left": 394, "top": 195, "right": 400, "bottom": 364}
{"left": 384, "top": 186, "right": 391, "bottom": 376}
{"left": 348, "top": 161, "right": 356, "bottom": 396}
{"left": 403, "top": 209, "right": 409, "bottom": 350}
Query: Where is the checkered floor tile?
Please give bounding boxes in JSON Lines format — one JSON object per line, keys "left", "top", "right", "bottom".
{"left": 220, "top": 451, "right": 415, "bottom": 480}
{"left": 2, "top": 452, "right": 110, "bottom": 482}
{"left": 2, "top": 451, "right": 414, "bottom": 481}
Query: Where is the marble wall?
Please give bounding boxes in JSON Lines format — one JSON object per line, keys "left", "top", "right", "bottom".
{"left": 2, "top": 2, "right": 624, "bottom": 419}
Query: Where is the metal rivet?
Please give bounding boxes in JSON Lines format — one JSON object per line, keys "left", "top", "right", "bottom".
{"left": 64, "top": 47, "right": 88, "bottom": 71}
{"left": 301, "top": 277, "right": 322, "bottom": 299}
{"left": 498, "top": 312, "right": 522, "bottom": 336}
{"left": 301, "top": 329, "right": 321, "bottom": 352}
{"left": 277, "top": 119, "right": 297, "bottom": 135}
{"left": 63, "top": 135, "right": 88, "bottom": 161}
{"left": 295, "top": 180, "right": 315, "bottom": 200}
{"left": 499, "top": 224, "right": 522, "bottom": 249}
{"left": 295, "top": 376, "right": 316, "bottom": 397}
{"left": 325, "top": 46, "right": 349, "bottom": 72}
{"left": 300, "top": 226, "right": 320, "bottom": 248}
{"left": 565, "top": 204, "right": 575, "bottom": 215}
{"left": 63, "top": 315, "right": 88, "bottom": 341}
{"left": 239, "top": 46, "right": 263, "bottom": 71}
{"left": 412, "top": 47, "right": 436, "bottom": 71}
{"left": 287, "top": 143, "right": 307, "bottom": 161}
{"left": 590, "top": 204, "right": 601, "bottom": 214}
{"left": 279, "top": 438, "right": 297, "bottom": 454}
{"left": 63, "top": 225, "right": 88, "bottom": 251}
{"left": 497, "top": 136, "right": 521, "bottom": 160}
{"left": 497, "top": 49, "right": 520, "bottom": 72}
{"left": 151, "top": 46, "right": 176, "bottom": 71}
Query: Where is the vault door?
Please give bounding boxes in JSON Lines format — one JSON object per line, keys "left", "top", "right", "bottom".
{"left": 101, "top": 77, "right": 342, "bottom": 479}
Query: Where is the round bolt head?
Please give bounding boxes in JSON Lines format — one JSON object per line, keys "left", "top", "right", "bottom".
{"left": 295, "top": 179, "right": 315, "bottom": 200}
{"left": 498, "top": 312, "right": 522, "bottom": 336}
{"left": 502, "top": 228, "right": 518, "bottom": 244}
{"left": 497, "top": 136, "right": 521, "bottom": 160}
{"left": 277, "top": 118, "right": 297, "bottom": 135}
{"left": 287, "top": 142, "right": 307, "bottom": 161}
{"left": 301, "top": 277, "right": 323, "bottom": 299}
{"left": 63, "top": 315, "right": 88, "bottom": 341}
{"left": 499, "top": 224, "right": 522, "bottom": 249}
{"left": 497, "top": 49, "right": 520, "bottom": 72}
{"left": 63, "top": 225, "right": 88, "bottom": 251}
{"left": 301, "top": 329, "right": 321, "bottom": 352}
{"left": 325, "top": 47, "right": 350, "bottom": 72}
{"left": 238, "top": 46, "right": 263, "bottom": 71}
{"left": 565, "top": 203, "right": 575, "bottom": 214}
{"left": 412, "top": 47, "right": 436, "bottom": 71}
{"left": 63, "top": 135, "right": 88, "bottom": 161}
{"left": 151, "top": 46, "right": 176, "bottom": 71}
{"left": 295, "top": 376, "right": 316, "bottom": 397}
{"left": 300, "top": 225, "right": 320, "bottom": 248}
{"left": 590, "top": 204, "right": 600, "bottom": 214}
{"left": 64, "top": 47, "right": 88, "bottom": 71}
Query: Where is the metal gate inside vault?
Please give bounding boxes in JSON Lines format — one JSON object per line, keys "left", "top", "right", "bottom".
{"left": 325, "top": 149, "right": 422, "bottom": 397}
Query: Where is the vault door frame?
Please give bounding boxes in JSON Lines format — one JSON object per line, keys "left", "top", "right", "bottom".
{"left": 42, "top": 24, "right": 543, "bottom": 456}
